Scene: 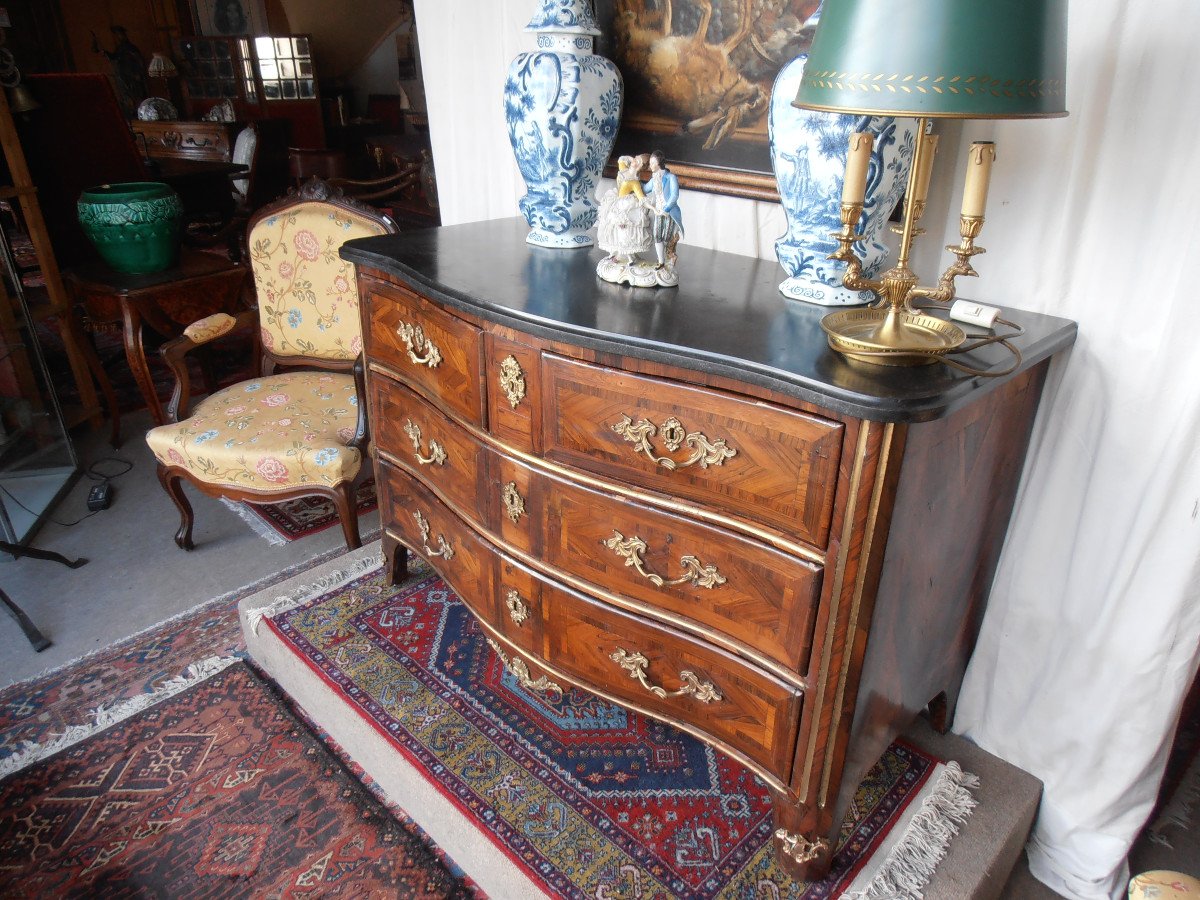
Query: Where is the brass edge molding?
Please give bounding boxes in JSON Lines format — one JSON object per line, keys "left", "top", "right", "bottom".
{"left": 378, "top": 448, "right": 809, "bottom": 689}
{"left": 363, "top": 372, "right": 826, "bottom": 565}
{"left": 819, "top": 422, "right": 896, "bottom": 808}
{"left": 799, "top": 424, "right": 871, "bottom": 799}
{"left": 474, "top": 616, "right": 788, "bottom": 792}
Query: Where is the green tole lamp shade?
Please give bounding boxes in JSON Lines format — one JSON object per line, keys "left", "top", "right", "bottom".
{"left": 793, "top": 0, "right": 1068, "bottom": 119}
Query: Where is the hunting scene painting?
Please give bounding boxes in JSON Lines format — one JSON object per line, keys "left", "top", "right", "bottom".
{"left": 594, "top": 0, "right": 822, "bottom": 199}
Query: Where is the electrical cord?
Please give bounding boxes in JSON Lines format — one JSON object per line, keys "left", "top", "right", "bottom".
{"left": 0, "top": 456, "right": 133, "bottom": 528}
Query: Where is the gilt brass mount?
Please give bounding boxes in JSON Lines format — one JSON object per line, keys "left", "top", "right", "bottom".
{"left": 487, "top": 637, "right": 562, "bottom": 699}
{"left": 498, "top": 355, "right": 526, "bottom": 408}
{"left": 609, "top": 648, "right": 722, "bottom": 704}
{"left": 397, "top": 321, "right": 442, "bottom": 368}
{"left": 504, "top": 589, "right": 530, "bottom": 626}
{"left": 501, "top": 482, "right": 526, "bottom": 523}
{"left": 403, "top": 419, "right": 447, "bottom": 466}
{"left": 774, "top": 829, "right": 828, "bottom": 865}
{"left": 413, "top": 510, "right": 454, "bottom": 560}
{"left": 611, "top": 414, "right": 737, "bottom": 470}
{"left": 604, "top": 530, "right": 727, "bottom": 589}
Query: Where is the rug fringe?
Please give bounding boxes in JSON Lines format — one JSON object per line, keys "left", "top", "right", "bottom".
{"left": 1148, "top": 745, "right": 1200, "bottom": 848}
{"left": 0, "top": 656, "right": 241, "bottom": 779}
{"left": 244, "top": 549, "right": 386, "bottom": 635}
{"left": 221, "top": 498, "right": 289, "bottom": 546}
{"left": 844, "top": 761, "right": 980, "bottom": 900}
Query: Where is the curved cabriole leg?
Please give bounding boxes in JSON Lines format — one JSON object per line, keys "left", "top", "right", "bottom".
{"left": 331, "top": 482, "right": 362, "bottom": 550}
{"left": 156, "top": 465, "right": 195, "bottom": 550}
{"left": 769, "top": 789, "right": 834, "bottom": 881}
{"left": 380, "top": 532, "right": 409, "bottom": 586}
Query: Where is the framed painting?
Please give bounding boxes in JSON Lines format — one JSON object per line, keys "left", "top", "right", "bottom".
{"left": 594, "top": 0, "right": 821, "bottom": 201}
{"left": 192, "top": 0, "right": 268, "bottom": 36}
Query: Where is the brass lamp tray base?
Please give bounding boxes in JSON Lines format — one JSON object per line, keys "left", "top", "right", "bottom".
{"left": 821, "top": 308, "right": 967, "bottom": 367}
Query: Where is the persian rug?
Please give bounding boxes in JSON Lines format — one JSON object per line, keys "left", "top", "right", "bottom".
{"left": 257, "top": 564, "right": 979, "bottom": 900}
{"left": 222, "top": 478, "right": 379, "bottom": 545}
{"left": 0, "top": 660, "right": 471, "bottom": 897}
{"left": 0, "top": 543, "right": 365, "bottom": 766}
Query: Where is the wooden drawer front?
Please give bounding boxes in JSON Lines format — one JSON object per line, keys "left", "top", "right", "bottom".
{"left": 364, "top": 280, "right": 485, "bottom": 426}
{"left": 485, "top": 333, "right": 540, "bottom": 454}
{"left": 372, "top": 375, "right": 486, "bottom": 521}
{"left": 543, "top": 579, "right": 803, "bottom": 775}
{"left": 522, "top": 455, "right": 822, "bottom": 673}
{"left": 378, "top": 461, "right": 494, "bottom": 625}
{"left": 492, "top": 554, "right": 543, "bottom": 657}
{"left": 133, "top": 121, "right": 235, "bottom": 161}
{"left": 541, "top": 355, "right": 844, "bottom": 548}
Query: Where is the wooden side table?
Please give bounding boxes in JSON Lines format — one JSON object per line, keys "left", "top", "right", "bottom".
{"left": 64, "top": 250, "right": 249, "bottom": 442}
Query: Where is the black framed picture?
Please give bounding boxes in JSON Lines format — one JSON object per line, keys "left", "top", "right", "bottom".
{"left": 594, "top": 0, "right": 821, "bottom": 200}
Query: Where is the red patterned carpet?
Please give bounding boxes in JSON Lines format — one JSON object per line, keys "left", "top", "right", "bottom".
{"left": 0, "top": 661, "right": 470, "bottom": 897}
{"left": 234, "top": 478, "right": 379, "bottom": 543}
{"left": 265, "top": 567, "right": 975, "bottom": 899}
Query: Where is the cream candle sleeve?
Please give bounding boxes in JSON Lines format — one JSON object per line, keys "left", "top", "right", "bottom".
{"left": 961, "top": 142, "right": 996, "bottom": 217}
{"left": 841, "top": 132, "right": 874, "bottom": 205}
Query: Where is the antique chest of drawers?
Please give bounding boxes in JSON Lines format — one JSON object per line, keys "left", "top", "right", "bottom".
{"left": 342, "top": 218, "right": 1076, "bottom": 879}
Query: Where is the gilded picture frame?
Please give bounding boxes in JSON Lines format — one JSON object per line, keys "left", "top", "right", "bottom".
{"left": 594, "top": 0, "right": 821, "bottom": 201}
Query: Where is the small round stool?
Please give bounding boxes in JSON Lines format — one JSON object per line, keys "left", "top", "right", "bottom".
{"left": 1129, "top": 870, "right": 1200, "bottom": 899}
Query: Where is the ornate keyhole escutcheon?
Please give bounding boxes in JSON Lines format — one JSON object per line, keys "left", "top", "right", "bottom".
{"left": 501, "top": 481, "right": 526, "bottom": 523}
{"left": 499, "top": 355, "right": 526, "bottom": 408}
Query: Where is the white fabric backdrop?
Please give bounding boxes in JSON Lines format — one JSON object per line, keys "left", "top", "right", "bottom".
{"left": 412, "top": 1, "right": 1200, "bottom": 896}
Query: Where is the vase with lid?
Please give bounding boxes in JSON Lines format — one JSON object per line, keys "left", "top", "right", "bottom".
{"left": 769, "top": 50, "right": 916, "bottom": 305}
{"left": 504, "top": 0, "right": 622, "bottom": 249}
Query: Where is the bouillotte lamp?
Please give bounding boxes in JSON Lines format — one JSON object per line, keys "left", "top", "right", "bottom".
{"left": 792, "top": 0, "right": 1067, "bottom": 366}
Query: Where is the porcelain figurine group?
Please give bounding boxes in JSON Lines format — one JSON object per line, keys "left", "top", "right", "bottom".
{"left": 595, "top": 151, "right": 684, "bottom": 288}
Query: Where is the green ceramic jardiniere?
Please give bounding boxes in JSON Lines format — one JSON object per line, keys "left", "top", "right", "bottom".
{"left": 77, "top": 182, "right": 184, "bottom": 274}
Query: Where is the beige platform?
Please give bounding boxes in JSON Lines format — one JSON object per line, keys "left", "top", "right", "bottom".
{"left": 239, "top": 543, "right": 1043, "bottom": 900}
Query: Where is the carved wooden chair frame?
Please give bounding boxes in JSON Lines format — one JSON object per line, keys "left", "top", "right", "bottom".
{"left": 154, "top": 178, "right": 398, "bottom": 551}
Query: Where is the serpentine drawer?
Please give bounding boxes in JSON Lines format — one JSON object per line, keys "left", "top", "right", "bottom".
{"left": 371, "top": 372, "right": 823, "bottom": 676}
{"left": 381, "top": 457, "right": 804, "bottom": 778}
{"left": 362, "top": 277, "right": 485, "bottom": 426}
{"left": 540, "top": 354, "right": 844, "bottom": 549}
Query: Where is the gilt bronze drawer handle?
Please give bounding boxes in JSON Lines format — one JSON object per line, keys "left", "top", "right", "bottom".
{"left": 504, "top": 589, "right": 529, "bottom": 626}
{"left": 609, "top": 649, "right": 722, "bottom": 704}
{"left": 498, "top": 355, "right": 526, "bottom": 408}
{"left": 610, "top": 414, "right": 736, "bottom": 471}
{"left": 403, "top": 419, "right": 447, "bottom": 466}
{"left": 397, "top": 321, "right": 443, "bottom": 368}
{"left": 603, "top": 531, "right": 727, "bottom": 589}
{"left": 414, "top": 510, "right": 454, "bottom": 560}
{"left": 501, "top": 482, "right": 526, "bottom": 523}
{"left": 487, "top": 637, "right": 562, "bottom": 700}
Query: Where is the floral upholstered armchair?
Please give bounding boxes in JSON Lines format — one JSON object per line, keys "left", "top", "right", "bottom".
{"left": 145, "top": 179, "right": 397, "bottom": 550}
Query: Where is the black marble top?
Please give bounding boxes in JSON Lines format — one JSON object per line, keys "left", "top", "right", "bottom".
{"left": 341, "top": 217, "right": 1076, "bottom": 424}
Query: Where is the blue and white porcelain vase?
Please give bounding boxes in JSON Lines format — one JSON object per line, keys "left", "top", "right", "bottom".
{"left": 504, "top": 0, "right": 622, "bottom": 249}
{"left": 769, "top": 54, "right": 917, "bottom": 305}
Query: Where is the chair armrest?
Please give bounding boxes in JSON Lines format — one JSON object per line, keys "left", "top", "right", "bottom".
{"left": 348, "top": 354, "right": 370, "bottom": 453}
{"left": 160, "top": 309, "right": 258, "bottom": 423}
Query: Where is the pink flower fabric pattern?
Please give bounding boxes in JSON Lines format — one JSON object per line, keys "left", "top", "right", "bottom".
{"left": 293, "top": 229, "right": 321, "bottom": 261}
{"left": 145, "top": 371, "right": 362, "bottom": 492}
{"left": 256, "top": 457, "right": 290, "bottom": 483}
{"left": 248, "top": 202, "right": 389, "bottom": 361}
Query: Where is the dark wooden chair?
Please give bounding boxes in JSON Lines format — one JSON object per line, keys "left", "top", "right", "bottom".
{"left": 288, "top": 147, "right": 349, "bottom": 186}
{"left": 145, "top": 179, "right": 398, "bottom": 550}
